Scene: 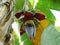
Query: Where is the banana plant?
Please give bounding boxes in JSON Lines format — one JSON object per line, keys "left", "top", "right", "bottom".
{"left": 13, "top": 0, "right": 60, "bottom": 45}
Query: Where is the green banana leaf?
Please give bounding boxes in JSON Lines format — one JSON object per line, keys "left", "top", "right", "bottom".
{"left": 28, "top": 0, "right": 60, "bottom": 11}
{"left": 21, "top": 33, "right": 33, "bottom": 45}
{"left": 28, "top": 0, "right": 34, "bottom": 8}
{"left": 35, "top": 0, "right": 60, "bottom": 11}
{"left": 41, "top": 23, "right": 60, "bottom": 45}
{"left": 21, "top": 33, "right": 28, "bottom": 41}
{"left": 14, "top": 0, "right": 24, "bottom": 13}
{"left": 55, "top": 26, "right": 60, "bottom": 32}
{"left": 13, "top": 30, "right": 20, "bottom": 45}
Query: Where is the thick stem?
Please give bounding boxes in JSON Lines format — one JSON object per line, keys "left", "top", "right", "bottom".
{"left": 0, "top": 0, "right": 14, "bottom": 45}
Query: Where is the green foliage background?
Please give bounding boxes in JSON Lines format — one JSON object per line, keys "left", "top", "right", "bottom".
{"left": 14, "top": 0, "right": 60, "bottom": 45}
